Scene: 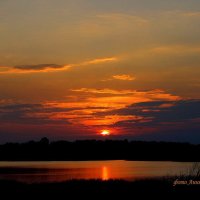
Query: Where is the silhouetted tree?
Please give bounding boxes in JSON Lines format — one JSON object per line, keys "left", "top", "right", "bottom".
{"left": 0, "top": 138, "right": 199, "bottom": 161}
{"left": 39, "top": 137, "right": 49, "bottom": 145}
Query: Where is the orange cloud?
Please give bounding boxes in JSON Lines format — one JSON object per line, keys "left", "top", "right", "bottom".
{"left": 0, "top": 57, "right": 118, "bottom": 74}
{"left": 81, "top": 115, "right": 141, "bottom": 126}
{"left": 71, "top": 88, "right": 137, "bottom": 95}
{"left": 71, "top": 88, "right": 180, "bottom": 101}
{"left": 82, "top": 57, "right": 118, "bottom": 65}
{"left": 43, "top": 88, "right": 181, "bottom": 126}
{"left": 112, "top": 74, "right": 136, "bottom": 81}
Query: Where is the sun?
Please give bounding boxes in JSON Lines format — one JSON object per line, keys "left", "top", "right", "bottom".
{"left": 100, "top": 130, "right": 110, "bottom": 136}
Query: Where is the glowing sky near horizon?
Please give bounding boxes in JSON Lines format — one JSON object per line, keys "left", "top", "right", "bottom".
{"left": 0, "top": 0, "right": 200, "bottom": 143}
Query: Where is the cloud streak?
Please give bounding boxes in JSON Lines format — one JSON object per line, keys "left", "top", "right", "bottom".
{"left": 0, "top": 88, "right": 181, "bottom": 126}
{"left": 1, "top": 94, "right": 200, "bottom": 142}
{"left": 112, "top": 74, "right": 136, "bottom": 81}
{"left": 97, "top": 100, "right": 200, "bottom": 127}
{"left": 0, "top": 57, "right": 118, "bottom": 74}
{"left": 71, "top": 88, "right": 180, "bottom": 101}
{"left": 14, "top": 64, "right": 64, "bottom": 71}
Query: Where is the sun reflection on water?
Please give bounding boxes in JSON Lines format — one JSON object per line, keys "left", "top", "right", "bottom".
{"left": 102, "top": 166, "right": 109, "bottom": 180}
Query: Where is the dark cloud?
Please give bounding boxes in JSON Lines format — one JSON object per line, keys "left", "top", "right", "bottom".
{"left": 92, "top": 99, "right": 200, "bottom": 143}
{"left": 14, "top": 64, "right": 64, "bottom": 71}
{"left": 0, "top": 103, "right": 108, "bottom": 113}
{"left": 0, "top": 103, "right": 70, "bottom": 125}
{"left": 0, "top": 103, "right": 42, "bottom": 110}
{"left": 62, "top": 99, "right": 200, "bottom": 143}
{"left": 96, "top": 99, "right": 200, "bottom": 126}
{"left": 2, "top": 100, "right": 200, "bottom": 127}
{"left": 130, "top": 100, "right": 200, "bottom": 122}
{"left": 0, "top": 103, "right": 110, "bottom": 125}
{"left": 0, "top": 100, "right": 200, "bottom": 143}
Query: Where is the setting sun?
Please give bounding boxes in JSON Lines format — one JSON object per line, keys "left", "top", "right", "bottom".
{"left": 101, "top": 130, "right": 110, "bottom": 136}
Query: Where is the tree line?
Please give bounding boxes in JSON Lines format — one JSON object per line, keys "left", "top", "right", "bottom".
{"left": 0, "top": 138, "right": 199, "bottom": 161}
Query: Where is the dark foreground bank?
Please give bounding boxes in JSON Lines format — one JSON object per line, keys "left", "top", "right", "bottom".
{"left": 0, "top": 178, "right": 200, "bottom": 199}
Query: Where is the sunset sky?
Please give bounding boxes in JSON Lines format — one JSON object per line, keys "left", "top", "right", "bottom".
{"left": 0, "top": 0, "right": 200, "bottom": 143}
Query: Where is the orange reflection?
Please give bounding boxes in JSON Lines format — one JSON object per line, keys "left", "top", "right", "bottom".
{"left": 102, "top": 166, "right": 109, "bottom": 180}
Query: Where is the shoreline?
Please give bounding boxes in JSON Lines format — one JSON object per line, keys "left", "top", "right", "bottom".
{"left": 0, "top": 159, "right": 198, "bottom": 162}
{"left": 0, "top": 178, "right": 199, "bottom": 198}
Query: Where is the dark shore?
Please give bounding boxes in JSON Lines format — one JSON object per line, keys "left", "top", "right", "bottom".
{"left": 0, "top": 138, "right": 200, "bottom": 162}
{"left": 1, "top": 139, "right": 199, "bottom": 198}
{"left": 0, "top": 178, "right": 199, "bottom": 199}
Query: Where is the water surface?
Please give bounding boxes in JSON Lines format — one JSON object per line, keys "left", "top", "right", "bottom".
{"left": 0, "top": 161, "right": 192, "bottom": 183}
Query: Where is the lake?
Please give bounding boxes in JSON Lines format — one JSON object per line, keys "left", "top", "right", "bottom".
{"left": 0, "top": 161, "right": 193, "bottom": 183}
